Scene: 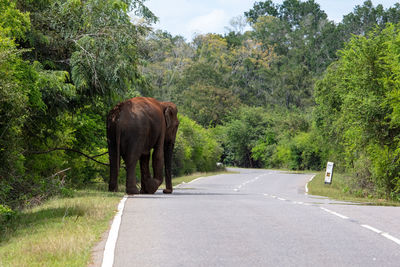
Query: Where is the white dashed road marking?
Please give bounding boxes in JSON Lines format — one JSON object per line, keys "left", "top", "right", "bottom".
{"left": 362, "top": 225, "right": 400, "bottom": 246}
{"left": 263, "top": 191, "right": 400, "bottom": 248}
{"left": 242, "top": 173, "right": 400, "bottom": 248}
{"left": 320, "top": 207, "right": 349, "bottom": 220}
{"left": 233, "top": 174, "right": 265, "bottom": 192}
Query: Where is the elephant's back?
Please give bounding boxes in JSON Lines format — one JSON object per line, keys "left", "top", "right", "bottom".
{"left": 115, "top": 97, "right": 165, "bottom": 150}
{"left": 108, "top": 97, "right": 162, "bottom": 122}
{"left": 122, "top": 97, "right": 163, "bottom": 125}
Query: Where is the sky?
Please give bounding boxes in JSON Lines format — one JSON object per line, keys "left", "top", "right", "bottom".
{"left": 143, "top": 0, "right": 400, "bottom": 41}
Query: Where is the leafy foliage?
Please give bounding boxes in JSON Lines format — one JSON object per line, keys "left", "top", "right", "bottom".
{"left": 246, "top": 0, "right": 331, "bottom": 108}
{"left": 0, "top": 0, "right": 157, "bottom": 208}
{"left": 216, "top": 106, "right": 272, "bottom": 168}
{"left": 173, "top": 115, "right": 222, "bottom": 175}
{"left": 314, "top": 24, "right": 400, "bottom": 197}
{"left": 2, "top": 0, "right": 400, "bottom": 209}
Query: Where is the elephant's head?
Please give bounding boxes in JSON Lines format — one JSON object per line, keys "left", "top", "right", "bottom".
{"left": 161, "top": 101, "right": 179, "bottom": 194}
{"left": 161, "top": 102, "right": 179, "bottom": 144}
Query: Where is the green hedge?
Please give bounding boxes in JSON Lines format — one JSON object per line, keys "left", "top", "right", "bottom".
{"left": 172, "top": 115, "right": 222, "bottom": 176}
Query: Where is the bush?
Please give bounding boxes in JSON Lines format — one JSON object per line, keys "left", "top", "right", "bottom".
{"left": 0, "top": 204, "right": 15, "bottom": 223}
{"left": 217, "top": 106, "right": 271, "bottom": 167}
{"left": 172, "top": 115, "right": 222, "bottom": 176}
{"left": 249, "top": 108, "right": 325, "bottom": 170}
{"left": 314, "top": 23, "right": 400, "bottom": 198}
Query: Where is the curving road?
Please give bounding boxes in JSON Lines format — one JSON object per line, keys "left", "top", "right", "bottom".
{"left": 109, "top": 168, "right": 400, "bottom": 267}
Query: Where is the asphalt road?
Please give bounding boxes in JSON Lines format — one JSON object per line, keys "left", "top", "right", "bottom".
{"left": 112, "top": 168, "right": 400, "bottom": 267}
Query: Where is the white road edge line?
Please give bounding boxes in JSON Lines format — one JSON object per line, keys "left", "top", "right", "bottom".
{"left": 382, "top": 233, "right": 400, "bottom": 246}
{"left": 320, "top": 207, "right": 349, "bottom": 219}
{"left": 305, "top": 175, "right": 316, "bottom": 195}
{"left": 188, "top": 176, "right": 205, "bottom": 184}
{"left": 361, "top": 224, "right": 382, "bottom": 234}
{"left": 175, "top": 176, "right": 206, "bottom": 188}
{"left": 101, "top": 195, "right": 128, "bottom": 267}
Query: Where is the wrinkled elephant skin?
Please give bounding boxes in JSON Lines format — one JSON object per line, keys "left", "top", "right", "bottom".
{"left": 106, "top": 97, "right": 179, "bottom": 194}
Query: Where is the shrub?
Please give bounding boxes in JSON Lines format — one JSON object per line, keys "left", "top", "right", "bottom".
{"left": 172, "top": 115, "right": 222, "bottom": 176}
{"left": 314, "top": 23, "right": 400, "bottom": 198}
{"left": 218, "top": 106, "right": 271, "bottom": 167}
{"left": 0, "top": 204, "right": 15, "bottom": 223}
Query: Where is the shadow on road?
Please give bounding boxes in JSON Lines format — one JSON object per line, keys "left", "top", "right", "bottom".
{"left": 126, "top": 191, "right": 246, "bottom": 199}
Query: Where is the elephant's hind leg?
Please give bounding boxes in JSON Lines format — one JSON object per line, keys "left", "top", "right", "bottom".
{"left": 141, "top": 153, "right": 161, "bottom": 194}
{"left": 123, "top": 154, "right": 140, "bottom": 195}
{"left": 107, "top": 133, "right": 119, "bottom": 192}
{"left": 152, "top": 142, "right": 164, "bottom": 183}
{"left": 139, "top": 154, "right": 152, "bottom": 194}
{"left": 108, "top": 150, "right": 119, "bottom": 192}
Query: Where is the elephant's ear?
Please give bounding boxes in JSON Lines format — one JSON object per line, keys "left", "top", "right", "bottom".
{"left": 164, "top": 106, "right": 172, "bottom": 129}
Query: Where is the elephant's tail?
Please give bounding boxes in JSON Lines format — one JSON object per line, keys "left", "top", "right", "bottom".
{"left": 115, "top": 123, "right": 121, "bottom": 170}
{"left": 107, "top": 113, "right": 121, "bottom": 192}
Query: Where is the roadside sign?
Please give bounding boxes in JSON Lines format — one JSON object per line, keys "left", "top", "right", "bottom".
{"left": 325, "top": 162, "right": 334, "bottom": 184}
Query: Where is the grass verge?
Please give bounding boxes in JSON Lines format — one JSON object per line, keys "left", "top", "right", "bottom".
{"left": 0, "top": 190, "right": 123, "bottom": 267}
{"left": 0, "top": 170, "right": 229, "bottom": 266}
{"left": 308, "top": 172, "right": 400, "bottom": 206}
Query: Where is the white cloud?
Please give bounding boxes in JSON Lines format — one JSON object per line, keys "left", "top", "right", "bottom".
{"left": 144, "top": 0, "right": 400, "bottom": 41}
{"left": 186, "top": 9, "right": 229, "bottom": 37}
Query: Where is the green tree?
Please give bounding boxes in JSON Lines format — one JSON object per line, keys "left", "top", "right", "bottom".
{"left": 228, "top": 39, "right": 276, "bottom": 106}
{"left": 181, "top": 84, "right": 240, "bottom": 127}
{"left": 218, "top": 106, "right": 272, "bottom": 167}
{"left": 0, "top": 0, "right": 157, "bottom": 208}
{"left": 140, "top": 30, "right": 194, "bottom": 100}
{"left": 173, "top": 115, "right": 222, "bottom": 175}
{"left": 339, "top": 0, "right": 400, "bottom": 37}
{"left": 17, "top": 0, "right": 156, "bottom": 102}
{"left": 0, "top": 0, "right": 44, "bottom": 206}
{"left": 314, "top": 23, "right": 400, "bottom": 197}
{"left": 171, "top": 34, "right": 238, "bottom": 126}
{"left": 246, "top": 0, "right": 333, "bottom": 108}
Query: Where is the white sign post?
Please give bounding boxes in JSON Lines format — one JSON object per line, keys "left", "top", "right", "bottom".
{"left": 325, "top": 162, "right": 334, "bottom": 184}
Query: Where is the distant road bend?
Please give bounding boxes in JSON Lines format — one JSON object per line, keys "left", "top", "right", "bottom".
{"left": 104, "top": 168, "right": 400, "bottom": 267}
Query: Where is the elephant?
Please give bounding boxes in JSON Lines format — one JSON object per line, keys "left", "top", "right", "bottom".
{"left": 106, "top": 97, "right": 179, "bottom": 194}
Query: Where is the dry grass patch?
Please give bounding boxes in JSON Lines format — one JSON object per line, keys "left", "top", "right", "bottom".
{"left": 0, "top": 171, "right": 230, "bottom": 266}
{"left": 0, "top": 191, "right": 123, "bottom": 267}
{"left": 308, "top": 172, "right": 400, "bottom": 206}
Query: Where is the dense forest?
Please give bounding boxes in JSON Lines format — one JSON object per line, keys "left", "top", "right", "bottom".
{"left": 1, "top": 0, "right": 400, "bottom": 209}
